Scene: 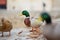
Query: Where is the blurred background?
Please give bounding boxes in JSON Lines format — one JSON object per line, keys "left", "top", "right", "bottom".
{"left": 0, "top": 0, "right": 60, "bottom": 28}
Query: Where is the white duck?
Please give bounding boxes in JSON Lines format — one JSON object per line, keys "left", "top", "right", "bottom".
{"left": 40, "top": 12, "right": 60, "bottom": 40}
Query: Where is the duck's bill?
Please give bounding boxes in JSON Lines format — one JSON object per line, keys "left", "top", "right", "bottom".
{"left": 19, "top": 13, "right": 23, "bottom": 16}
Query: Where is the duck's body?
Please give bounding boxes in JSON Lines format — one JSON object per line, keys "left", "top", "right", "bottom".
{"left": 41, "top": 22, "right": 60, "bottom": 40}
{"left": 30, "top": 16, "right": 43, "bottom": 35}
{"left": 31, "top": 16, "right": 42, "bottom": 27}
{"left": 0, "top": 18, "right": 12, "bottom": 37}
{"left": 24, "top": 15, "right": 42, "bottom": 27}
{"left": 40, "top": 12, "right": 60, "bottom": 40}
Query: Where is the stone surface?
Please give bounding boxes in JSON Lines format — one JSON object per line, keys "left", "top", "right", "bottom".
{"left": 0, "top": 27, "right": 47, "bottom": 40}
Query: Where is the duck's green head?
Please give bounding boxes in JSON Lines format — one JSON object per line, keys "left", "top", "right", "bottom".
{"left": 41, "top": 12, "right": 52, "bottom": 24}
{"left": 20, "top": 10, "right": 30, "bottom": 17}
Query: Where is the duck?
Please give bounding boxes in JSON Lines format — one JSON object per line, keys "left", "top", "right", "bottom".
{"left": 20, "top": 10, "right": 31, "bottom": 27}
{"left": 40, "top": 11, "right": 60, "bottom": 40}
{"left": 19, "top": 10, "right": 43, "bottom": 35}
{"left": 0, "top": 18, "right": 13, "bottom": 37}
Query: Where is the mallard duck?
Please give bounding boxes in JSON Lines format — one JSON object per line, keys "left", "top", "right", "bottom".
{"left": 19, "top": 10, "right": 42, "bottom": 35}
{"left": 0, "top": 18, "right": 12, "bottom": 37}
{"left": 21, "top": 10, "right": 30, "bottom": 27}
{"left": 40, "top": 12, "right": 60, "bottom": 40}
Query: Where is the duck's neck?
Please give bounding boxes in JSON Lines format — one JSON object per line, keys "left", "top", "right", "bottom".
{"left": 46, "top": 22, "right": 52, "bottom": 25}
{"left": 26, "top": 17, "right": 30, "bottom": 18}
{"left": 25, "top": 15, "right": 30, "bottom": 18}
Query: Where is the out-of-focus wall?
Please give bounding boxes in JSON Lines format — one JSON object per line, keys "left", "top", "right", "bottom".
{"left": 51, "top": 0, "right": 60, "bottom": 19}
{"left": 7, "top": 0, "right": 52, "bottom": 11}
